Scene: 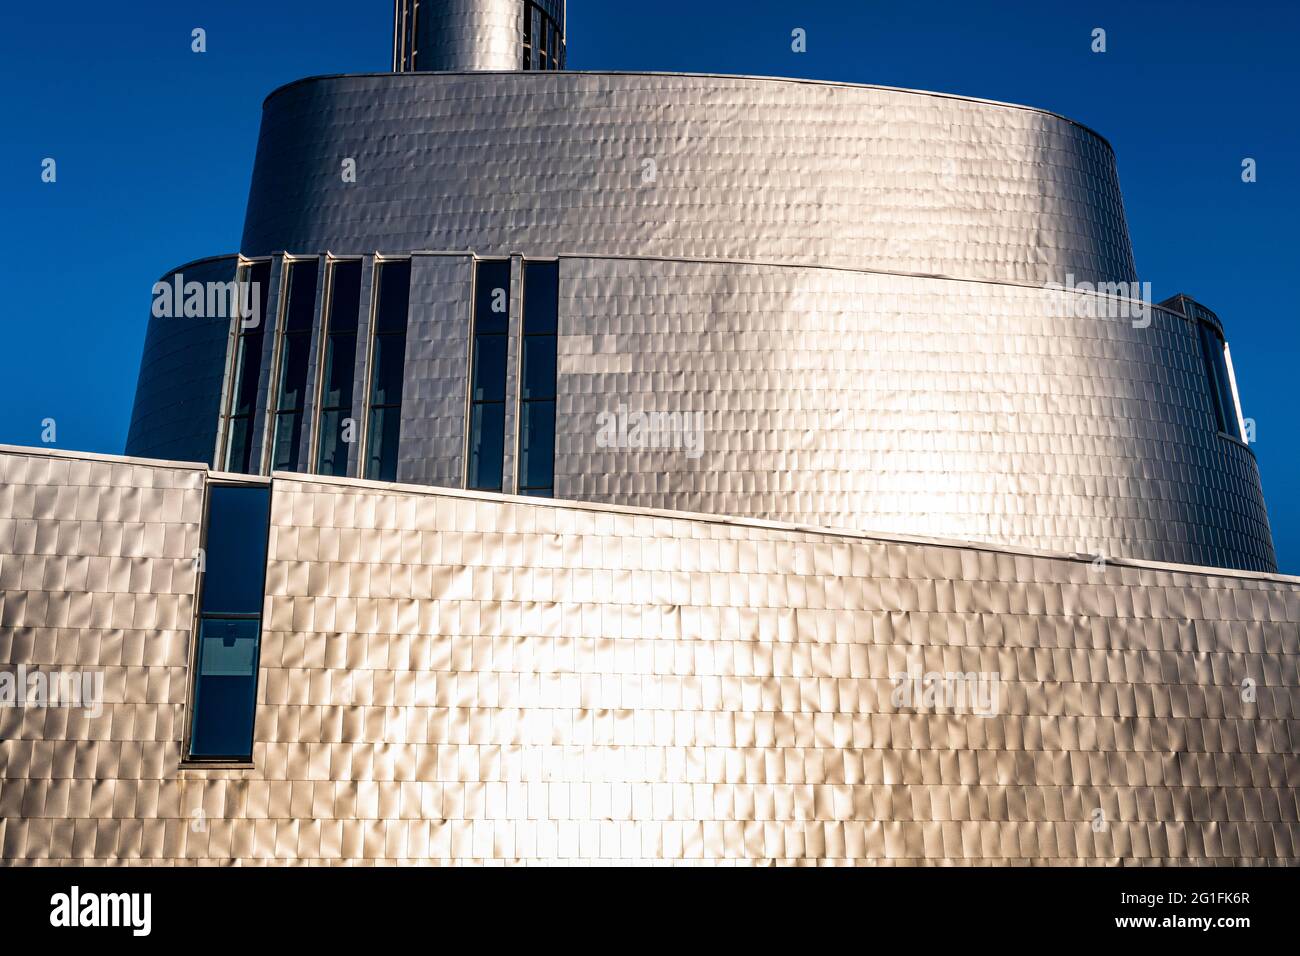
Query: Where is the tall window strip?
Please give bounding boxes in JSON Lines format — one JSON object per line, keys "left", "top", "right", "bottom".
{"left": 364, "top": 259, "right": 412, "bottom": 482}
{"left": 522, "top": 1, "right": 564, "bottom": 70}
{"left": 394, "top": 0, "right": 420, "bottom": 70}
{"left": 467, "top": 260, "right": 511, "bottom": 491}
{"left": 268, "top": 260, "right": 318, "bottom": 473}
{"left": 518, "top": 261, "right": 558, "bottom": 497}
{"left": 1197, "top": 322, "right": 1243, "bottom": 442}
{"left": 314, "top": 260, "right": 362, "bottom": 477}
{"left": 187, "top": 483, "right": 271, "bottom": 762}
{"left": 222, "top": 260, "right": 272, "bottom": 474}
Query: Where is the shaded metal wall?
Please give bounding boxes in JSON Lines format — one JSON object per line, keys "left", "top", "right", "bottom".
{"left": 125, "top": 256, "right": 239, "bottom": 465}
{"left": 1, "top": 448, "right": 1297, "bottom": 864}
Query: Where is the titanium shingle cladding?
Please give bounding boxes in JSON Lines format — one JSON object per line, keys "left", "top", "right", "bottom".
{"left": 549, "top": 258, "right": 1276, "bottom": 573}
{"left": 411, "top": 0, "right": 525, "bottom": 72}
{"left": 125, "top": 256, "right": 240, "bottom": 464}
{"left": 239, "top": 72, "right": 1136, "bottom": 287}
{"left": 2, "top": 449, "right": 1297, "bottom": 864}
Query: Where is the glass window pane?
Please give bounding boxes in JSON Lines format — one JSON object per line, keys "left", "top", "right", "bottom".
{"left": 523, "top": 260, "right": 558, "bottom": 334}
{"left": 373, "top": 260, "right": 411, "bottom": 334}
{"left": 468, "top": 403, "right": 505, "bottom": 491}
{"left": 471, "top": 334, "right": 508, "bottom": 402}
{"left": 271, "top": 411, "right": 302, "bottom": 472}
{"left": 224, "top": 417, "right": 252, "bottom": 474}
{"left": 275, "top": 333, "right": 311, "bottom": 411}
{"left": 283, "top": 261, "right": 318, "bottom": 333}
{"left": 521, "top": 335, "right": 556, "bottom": 401}
{"left": 365, "top": 405, "right": 402, "bottom": 482}
{"left": 316, "top": 410, "right": 349, "bottom": 476}
{"left": 369, "top": 334, "right": 406, "bottom": 407}
{"left": 248, "top": 261, "right": 272, "bottom": 330}
{"left": 327, "top": 261, "right": 362, "bottom": 335}
{"left": 201, "top": 485, "right": 272, "bottom": 614}
{"left": 519, "top": 400, "right": 556, "bottom": 490}
{"left": 474, "top": 260, "right": 511, "bottom": 335}
{"left": 230, "top": 330, "right": 264, "bottom": 419}
{"left": 320, "top": 333, "right": 356, "bottom": 410}
{"left": 189, "top": 618, "right": 260, "bottom": 760}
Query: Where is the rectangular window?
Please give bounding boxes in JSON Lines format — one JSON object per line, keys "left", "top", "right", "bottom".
{"left": 518, "top": 260, "right": 558, "bottom": 497}
{"left": 522, "top": 2, "right": 563, "bottom": 70}
{"left": 1197, "top": 322, "right": 1243, "bottom": 441}
{"left": 364, "top": 259, "right": 411, "bottom": 481}
{"left": 222, "top": 260, "right": 271, "bottom": 474}
{"left": 467, "top": 260, "right": 511, "bottom": 491}
{"left": 188, "top": 484, "right": 271, "bottom": 762}
{"left": 269, "top": 260, "right": 318, "bottom": 473}
{"left": 314, "top": 260, "right": 362, "bottom": 476}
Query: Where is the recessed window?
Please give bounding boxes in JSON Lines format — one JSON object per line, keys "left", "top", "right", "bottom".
{"left": 222, "top": 260, "right": 271, "bottom": 474}
{"left": 467, "top": 260, "right": 511, "bottom": 491}
{"left": 188, "top": 484, "right": 271, "bottom": 762}
{"left": 522, "top": 1, "right": 564, "bottom": 71}
{"left": 518, "top": 260, "right": 558, "bottom": 497}
{"left": 315, "top": 260, "right": 362, "bottom": 477}
{"left": 364, "top": 260, "right": 411, "bottom": 481}
{"left": 1196, "top": 321, "right": 1243, "bottom": 442}
{"left": 269, "top": 260, "right": 318, "bottom": 473}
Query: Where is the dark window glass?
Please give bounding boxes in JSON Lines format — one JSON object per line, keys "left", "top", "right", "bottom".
{"left": 364, "top": 260, "right": 410, "bottom": 480}
{"left": 471, "top": 334, "right": 508, "bottom": 402}
{"left": 269, "top": 262, "right": 317, "bottom": 473}
{"left": 314, "top": 261, "right": 362, "bottom": 476}
{"left": 223, "top": 261, "right": 272, "bottom": 473}
{"left": 201, "top": 485, "right": 272, "bottom": 613}
{"left": 474, "top": 260, "right": 511, "bottom": 334}
{"left": 519, "top": 400, "right": 556, "bottom": 492}
{"left": 467, "top": 260, "right": 512, "bottom": 491}
{"left": 189, "top": 484, "right": 271, "bottom": 762}
{"left": 518, "top": 261, "right": 559, "bottom": 496}
{"left": 468, "top": 403, "right": 506, "bottom": 491}
{"left": 1197, "top": 322, "right": 1241, "bottom": 441}
{"left": 316, "top": 410, "right": 350, "bottom": 477}
{"left": 189, "top": 618, "right": 261, "bottom": 759}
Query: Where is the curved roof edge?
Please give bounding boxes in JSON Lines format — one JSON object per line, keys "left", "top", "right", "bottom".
{"left": 259, "top": 70, "right": 1117, "bottom": 156}
{"left": 153, "top": 252, "right": 241, "bottom": 286}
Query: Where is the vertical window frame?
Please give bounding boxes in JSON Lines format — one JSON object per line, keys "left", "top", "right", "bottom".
{"left": 311, "top": 257, "right": 364, "bottom": 477}
{"left": 183, "top": 479, "right": 272, "bottom": 766}
{"left": 517, "top": 259, "right": 559, "bottom": 497}
{"left": 464, "top": 259, "right": 512, "bottom": 492}
{"left": 267, "top": 256, "right": 319, "bottom": 475}
{"left": 218, "top": 258, "right": 272, "bottom": 475}
{"left": 361, "top": 257, "right": 412, "bottom": 482}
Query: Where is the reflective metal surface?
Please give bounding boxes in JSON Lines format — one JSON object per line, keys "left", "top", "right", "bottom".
{"left": 0, "top": 447, "right": 1296, "bottom": 864}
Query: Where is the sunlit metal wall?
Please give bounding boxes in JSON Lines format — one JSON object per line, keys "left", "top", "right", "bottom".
{"left": 240, "top": 72, "right": 1135, "bottom": 287}
{"left": 2, "top": 448, "right": 1296, "bottom": 865}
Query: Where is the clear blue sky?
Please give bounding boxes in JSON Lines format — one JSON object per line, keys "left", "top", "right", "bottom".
{"left": 1, "top": 0, "right": 1296, "bottom": 571}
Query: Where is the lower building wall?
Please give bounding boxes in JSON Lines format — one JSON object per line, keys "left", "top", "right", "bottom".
{"left": 1, "top": 447, "right": 1297, "bottom": 864}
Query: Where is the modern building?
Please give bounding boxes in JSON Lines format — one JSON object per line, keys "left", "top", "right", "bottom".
{"left": 1, "top": 1, "right": 1296, "bottom": 865}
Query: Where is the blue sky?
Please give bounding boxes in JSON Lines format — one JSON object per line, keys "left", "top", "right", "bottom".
{"left": 1, "top": 0, "right": 1296, "bottom": 570}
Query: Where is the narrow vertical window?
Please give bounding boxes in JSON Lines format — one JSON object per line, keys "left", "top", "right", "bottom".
{"left": 188, "top": 484, "right": 271, "bottom": 762}
{"left": 467, "top": 260, "right": 511, "bottom": 491}
{"left": 222, "top": 260, "right": 271, "bottom": 474}
{"left": 269, "top": 260, "right": 317, "bottom": 473}
{"left": 1197, "top": 322, "right": 1243, "bottom": 441}
{"left": 522, "top": 2, "right": 532, "bottom": 70}
{"left": 315, "top": 260, "right": 362, "bottom": 477}
{"left": 364, "top": 259, "right": 411, "bottom": 481}
{"left": 518, "top": 260, "right": 558, "bottom": 497}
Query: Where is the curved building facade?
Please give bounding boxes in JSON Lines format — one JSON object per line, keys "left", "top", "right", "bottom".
{"left": 125, "top": 62, "right": 1273, "bottom": 570}
{"left": 3, "top": 0, "right": 1294, "bottom": 871}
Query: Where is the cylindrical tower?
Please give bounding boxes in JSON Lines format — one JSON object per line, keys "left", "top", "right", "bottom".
{"left": 393, "top": 0, "right": 566, "bottom": 72}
